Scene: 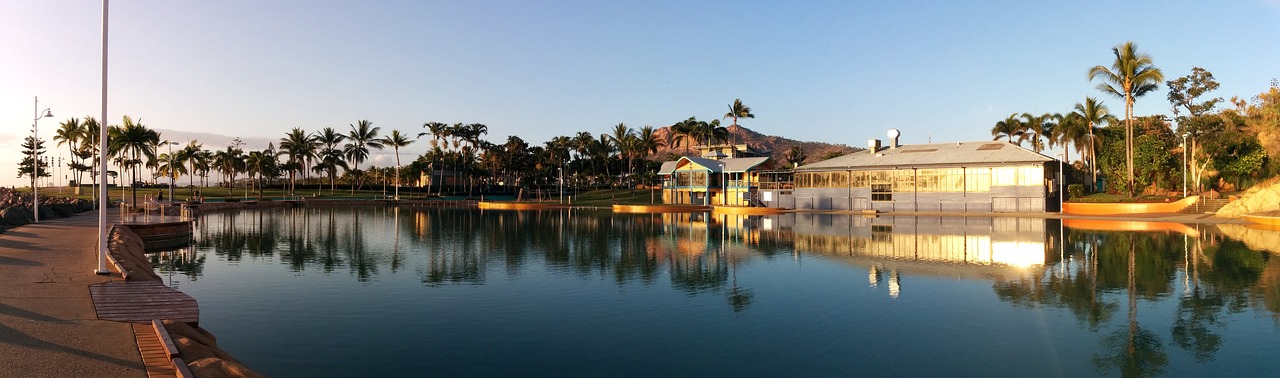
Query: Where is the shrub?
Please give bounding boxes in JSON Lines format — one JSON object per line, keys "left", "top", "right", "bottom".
{"left": 1067, "top": 184, "right": 1084, "bottom": 201}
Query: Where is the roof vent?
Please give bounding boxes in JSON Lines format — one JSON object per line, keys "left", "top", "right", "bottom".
{"left": 868, "top": 139, "right": 881, "bottom": 153}
{"left": 887, "top": 129, "right": 900, "bottom": 149}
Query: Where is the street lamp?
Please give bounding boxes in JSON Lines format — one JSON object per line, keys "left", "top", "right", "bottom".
{"left": 1182, "top": 132, "right": 1189, "bottom": 198}
{"left": 165, "top": 141, "right": 178, "bottom": 203}
{"left": 32, "top": 96, "right": 53, "bottom": 223}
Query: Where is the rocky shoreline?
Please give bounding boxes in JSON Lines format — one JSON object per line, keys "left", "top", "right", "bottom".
{"left": 0, "top": 187, "right": 97, "bottom": 233}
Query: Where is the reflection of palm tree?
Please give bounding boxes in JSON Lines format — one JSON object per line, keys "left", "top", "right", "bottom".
{"left": 1093, "top": 234, "right": 1167, "bottom": 377}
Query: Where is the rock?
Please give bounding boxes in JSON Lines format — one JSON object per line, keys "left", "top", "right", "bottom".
{"left": 51, "top": 204, "right": 74, "bottom": 218}
{"left": 1217, "top": 177, "right": 1280, "bottom": 218}
{"left": 37, "top": 205, "right": 57, "bottom": 220}
{"left": 1, "top": 206, "right": 33, "bottom": 225}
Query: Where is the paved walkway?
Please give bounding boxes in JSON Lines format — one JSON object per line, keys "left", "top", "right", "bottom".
{"left": 0, "top": 209, "right": 145, "bottom": 377}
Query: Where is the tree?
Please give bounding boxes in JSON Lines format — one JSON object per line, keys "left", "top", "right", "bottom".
{"left": 314, "top": 127, "right": 346, "bottom": 192}
{"left": 53, "top": 118, "right": 84, "bottom": 186}
{"left": 785, "top": 146, "right": 807, "bottom": 168}
{"left": 1074, "top": 97, "right": 1117, "bottom": 189}
{"left": 1166, "top": 67, "right": 1222, "bottom": 118}
{"left": 344, "top": 120, "right": 382, "bottom": 192}
{"left": 724, "top": 98, "right": 754, "bottom": 144}
{"left": 213, "top": 145, "right": 244, "bottom": 191}
{"left": 608, "top": 123, "right": 635, "bottom": 184}
{"left": 178, "top": 141, "right": 206, "bottom": 194}
{"left": 419, "top": 122, "right": 448, "bottom": 150}
{"left": 17, "top": 135, "right": 50, "bottom": 187}
{"left": 109, "top": 116, "right": 159, "bottom": 205}
{"left": 279, "top": 127, "right": 318, "bottom": 194}
{"left": 377, "top": 129, "right": 415, "bottom": 199}
{"left": 1089, "top": 41, "right": 1165, "bottom": 197}
{"left": 991, "top": 113, "right": 1025, "bottom": 144}
{"left": 1020, "top": 112, "right": 1053, "bottom": 152}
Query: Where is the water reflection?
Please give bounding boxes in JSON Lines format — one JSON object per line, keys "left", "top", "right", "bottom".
{"left": 170, "top": 207, "right": 1280, "bottom": 376}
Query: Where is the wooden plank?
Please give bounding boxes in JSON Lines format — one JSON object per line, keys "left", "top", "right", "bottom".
{"left": 133, "top": 323, "right": 179, "bottom": 378}
{"left": 172, "top": 357, "right": 195, "bottom": 378}
{"left": 152, "top": 320, "right": 181, "bottom": 359}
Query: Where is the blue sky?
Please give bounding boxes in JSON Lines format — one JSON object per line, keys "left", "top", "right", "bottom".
{"left": 2, "top": 0, "right": 1278, "bottom": 187}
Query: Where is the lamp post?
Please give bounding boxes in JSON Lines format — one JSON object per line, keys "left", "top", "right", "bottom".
{"left": 558, "top": 166, "right": 564, "bottom": 204}
{"left": 32, "top": 96, "right": 53, "bottom": 223}
{"left": 1058, "top": 153, "right": 1065, "bottom": 213}
{"left": 165, "top": 141, "right": 178, "bottom": 203}
{"left": 1182, "top": 132, "right": 1189, "bottom": 198}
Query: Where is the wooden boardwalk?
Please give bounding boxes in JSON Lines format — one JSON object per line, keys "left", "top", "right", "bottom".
{"left": 90, "top": 281, "right": 200, "bottom": 325}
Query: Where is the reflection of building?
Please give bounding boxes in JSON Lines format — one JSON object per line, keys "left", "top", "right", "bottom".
{"left": 658, "top": 156, "right": 778, "bottom": 206}
{"left": 766, "top": 136, "right": 1060, "bottom": 212}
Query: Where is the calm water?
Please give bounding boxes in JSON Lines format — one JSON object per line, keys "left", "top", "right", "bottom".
{"left": 153, "top": 207, "right": 1280, "bottom": 377}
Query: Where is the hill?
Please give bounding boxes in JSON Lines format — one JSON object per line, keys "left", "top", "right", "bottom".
{"left": 652, "top": 125, "right": 859, "bottom": 165}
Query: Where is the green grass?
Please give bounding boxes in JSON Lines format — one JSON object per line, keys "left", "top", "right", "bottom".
{"left": 1070, "top": 192, "right": 1183, "bottom": 203}
{"left": 569, "top": 189, "right": 662, "bottom": 206}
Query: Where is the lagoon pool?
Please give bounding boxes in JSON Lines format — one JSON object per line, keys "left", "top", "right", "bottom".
{"left": 154, "top": 207, "right": 1280, "bottom": 377}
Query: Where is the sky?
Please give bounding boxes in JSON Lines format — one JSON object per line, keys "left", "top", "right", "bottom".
{"left": 2, "top": 0, "right": 1278, "bottom": 187}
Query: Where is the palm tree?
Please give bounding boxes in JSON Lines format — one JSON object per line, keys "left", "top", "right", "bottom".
{"left": 724, "top": 98, "right": 754, "bottom": 144}
{"left": 670, "top": 117, "right": 697, "bottom": 154}
{"left": 1074, "top": 97, "right": 1115, "bottom": 190}
{"left": 345, "top": 120, "right": 383, "bottom": 192}
{"left": 1020, "top": 113, "right": 1052, "bottom": 152}
{"left": 213, "top": 146, "right": 244, "bottom": 191}
{"left": 109, "top": 115, "right": 159, "bottom": 205}
{"left": 418, "top": 122, "right": 448, "bottom": 149}
{"left": 1089, "top": 41, "right": 1164, "bottom": 197}
{"left": 314, "top": 127, "right": 346, "bottom": 193}
{"left": 279, "top": 127, "right": 318, "bottom": 194}
{"left": 785, "top": 146, "right": 807, "bottom": 168}
{"left": 608, "top": 123, "right": 635, "bottom": 182}
{"left": 178, "top": 141, "right": 205, "bottom": 195}
{"left": 53, "top": 118, "right": 84, "bottom": 186}
{"left": 991, "top": 114, "right": 1025, "bottom": 144}
{"left": 79, "top": 117, "right": 102, "bottom": 203}
{"left": 377, "top": 129, "right": 415, "bottom": 199}
{"left": 194, "top": 149, "right": 214, "bottom": 188}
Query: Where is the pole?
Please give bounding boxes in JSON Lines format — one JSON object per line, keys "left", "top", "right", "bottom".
{"left": 1182, "top": 133, "right": 1188, "bottom": 198}
{"left": 1059, "top": 154, "right": 1065, "bottom": 213}
{"left": 96, "top": 0, "right": 110, "bottom": 275}
{"left": 559, "top": 167, "right": 563, "bottom": 203}
{"left": 33, "top": 96, "right": 40, "bottom": 223}
{"left": 167, "top": 142, "right": 175, "bottom": 203}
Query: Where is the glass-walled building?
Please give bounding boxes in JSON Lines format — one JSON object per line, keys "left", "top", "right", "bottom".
{"left": 767, "top": 141, "right": 1059, "bottom": 212}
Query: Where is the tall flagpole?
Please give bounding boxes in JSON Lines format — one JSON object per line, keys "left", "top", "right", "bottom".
{"left": 96, "top": 0, "right": 110, "bottom": 275}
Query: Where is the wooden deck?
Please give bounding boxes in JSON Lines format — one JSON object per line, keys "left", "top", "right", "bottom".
{"left": 90, "top": 281, "right": 200, "bottom": 325}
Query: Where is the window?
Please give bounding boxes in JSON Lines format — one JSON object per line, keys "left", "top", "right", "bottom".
{"left": 830, "top": 172, "right": 848, "bottom": 187}
{"left": 871, "top": 183, "right": 892, "bottom": 201}
{"left": 851, "top": 171, "right": 868, "bottom": 188}
{"left": 965, "top": 167, "right": 990, "bottom": 192}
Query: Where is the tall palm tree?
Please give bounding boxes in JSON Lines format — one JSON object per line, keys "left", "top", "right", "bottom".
{"left": 377, "top": 129, "right": 416, "bottom": 199}
{"left": 53, "top": 118, "right": 84, "bottom": 186}
{"left": 109, "top": 115, "right": 159, "bottom": 205}
{"left": 314, "top": 127, "right": 346, "bottom": 193}
{"left": 608, "top": 123, "right": 635, "bottom": 181}
{"left": 1020, "top": 113, "right": 1052, "bottom": 153}
{"left": 178, "top": 141, "right": 205, "bottom": 195}
{"left": 991, "top": 114, "right": 1025, "bottom": 144}
{"left": 345, "top": 120, "right": 383, "bottom": 192}
{"left": 418, "top": 122, "right": 448, "bottom": 149}
{"left": 1089, "top": 41, "right": 1164, "bottom": 197}
{"left": 79, "top": 117, "right": 102, "bottom": 203}
{"left": 724, "top": 98, "right": 754, "bottom": 144}
{"left": 279, "top": 127, "right": 318, "bottom": 194}
{"left": 670, "top": 118, "right": 697, "bottom": 154}
{"left": 1073, "top": 97, "right": 1115, "bottom": 188}
{"left": 194, "top": 149, "right": 214, "bottom": 188}
{"left": 213, "top": 146, "right": 244, "bottom": 191}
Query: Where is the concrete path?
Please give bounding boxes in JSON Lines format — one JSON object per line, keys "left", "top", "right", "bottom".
{"left": 0, "top": 209, "right": 145, "bottom": 377}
